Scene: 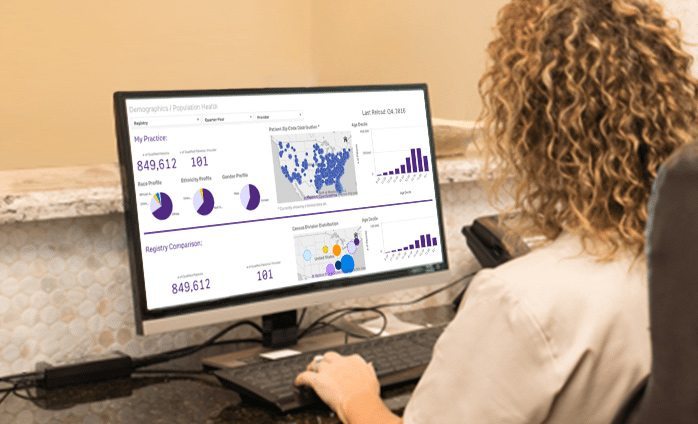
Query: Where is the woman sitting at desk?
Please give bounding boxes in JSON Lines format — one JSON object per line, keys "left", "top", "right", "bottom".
{"left": 295, "top": 0, "right": 698, "bottom": 422}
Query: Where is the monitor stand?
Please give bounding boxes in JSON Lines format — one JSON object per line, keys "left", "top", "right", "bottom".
{"left": 202, "top": 307, "right": 358, "bottom": 370}
{"left": 261, "top": 310, "right": 298, "bottom": 348}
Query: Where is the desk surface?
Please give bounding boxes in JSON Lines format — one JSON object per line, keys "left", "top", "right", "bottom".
{"left": 0, "top": 306, "right": 454, "bottom": 423}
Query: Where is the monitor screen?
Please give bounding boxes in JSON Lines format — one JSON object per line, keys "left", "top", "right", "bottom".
{"left": 115, "top": 85, "right": 447, "bottom": 323}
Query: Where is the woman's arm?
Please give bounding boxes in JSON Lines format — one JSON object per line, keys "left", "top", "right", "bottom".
{"left": 295, "top": 352, "right": 402, "bottom": 424}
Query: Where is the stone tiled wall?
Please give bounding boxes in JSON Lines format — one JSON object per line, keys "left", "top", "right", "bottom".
{"left": 0, "top": 182, "right": 495, "bottom": 375}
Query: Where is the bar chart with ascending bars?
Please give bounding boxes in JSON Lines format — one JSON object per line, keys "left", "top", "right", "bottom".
{"left": 388, "top": 232, "right": 438, "bottom": 253}
{"left": 378, "top": 147, "right": 431, "bottom": 176}
{"left": 369, "top": 126, "right": 432, "bottom": 180}
{"left": 381, "top": 218, "right": 441, "bottom": 261}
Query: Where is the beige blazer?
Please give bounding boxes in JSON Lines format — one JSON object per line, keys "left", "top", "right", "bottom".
{"left": 403, "top": 233, "right": 650, "bottom": 423}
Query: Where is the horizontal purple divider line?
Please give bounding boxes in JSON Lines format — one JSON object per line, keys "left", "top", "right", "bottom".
{"left": 144, "top": 199, "right": 434, "bottom": 236}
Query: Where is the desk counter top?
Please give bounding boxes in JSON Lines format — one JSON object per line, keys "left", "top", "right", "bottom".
{"left": 0, "top": 306, "right": 455, "bottom": 423}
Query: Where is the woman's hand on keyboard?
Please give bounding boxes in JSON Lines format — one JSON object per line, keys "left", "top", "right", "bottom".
{"left": 295, "top": 352, "right": 401, "bottom": 424}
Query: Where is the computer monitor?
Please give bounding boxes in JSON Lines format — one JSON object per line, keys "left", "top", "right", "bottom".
{"left": 114, "top": 84, "right": 448, "bottom": 337}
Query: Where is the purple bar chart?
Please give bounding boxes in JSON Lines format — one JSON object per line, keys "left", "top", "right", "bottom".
{"left": 389, "top": 233, "right": 438, "bottom": 253}
{"left": 379, "top": 148, "right": 431, "bottom": 176}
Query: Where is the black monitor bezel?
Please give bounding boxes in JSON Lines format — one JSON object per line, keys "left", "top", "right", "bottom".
{"left": 114, "top": 84, "right": 449, "bottom": 333}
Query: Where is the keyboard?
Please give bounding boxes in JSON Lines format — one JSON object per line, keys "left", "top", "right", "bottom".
{"left": 214, "top": 325, "right": 445, "bottom": 412}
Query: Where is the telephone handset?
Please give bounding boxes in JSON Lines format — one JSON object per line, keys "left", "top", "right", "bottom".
{"left": 462, "top": 214, "right": 531, "bottom": 268}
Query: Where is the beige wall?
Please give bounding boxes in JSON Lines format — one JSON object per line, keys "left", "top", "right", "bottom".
{"left": 0, "top": 1, "right": 315, "bottom": 170}
{"left": 0, "top": 1, "right": 504, "bottom": 170}
{"left": 312, "top": 0, "right": 506, "bottom": 122}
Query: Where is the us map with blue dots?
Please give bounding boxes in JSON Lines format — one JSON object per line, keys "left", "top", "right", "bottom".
{"left": 271, "top": 131, "right": 358, "bottom": 203}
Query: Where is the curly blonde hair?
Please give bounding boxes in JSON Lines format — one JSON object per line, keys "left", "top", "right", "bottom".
{"left": 480, "top": 0, "right": 698, "bottom": 258}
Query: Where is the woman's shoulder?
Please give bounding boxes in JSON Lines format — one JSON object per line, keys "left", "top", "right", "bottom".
{"left": 463, "top": 232, "right": 648, "bottom": 337}
{"left": 485, "top": 232, "right": 644, "bottom": 294}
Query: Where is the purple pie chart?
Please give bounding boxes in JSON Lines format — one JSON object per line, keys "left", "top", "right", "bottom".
{"left": 240, "top": 184, "right": 261, "bottom": 211}
{"left": 193, "top": 188, "right": 215, "bottom": 216}
{"left": 150, "top": 192, "right": 173, "bottom": 220}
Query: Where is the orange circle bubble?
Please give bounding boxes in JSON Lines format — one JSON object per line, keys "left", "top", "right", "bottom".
{"left": 332, "top": 244, "right": 342, "bottom": 256}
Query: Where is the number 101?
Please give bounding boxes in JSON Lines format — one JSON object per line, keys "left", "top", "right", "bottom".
{"left": 191, "top": 156, "right": 208, "bottom": 167}
{"left": 257, "top": 269, "right": 273, "bottom": 281}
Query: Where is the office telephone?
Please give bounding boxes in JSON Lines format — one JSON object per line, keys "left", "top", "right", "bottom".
{"left": 462, "top": 214, "right": 532, "bottom": 268}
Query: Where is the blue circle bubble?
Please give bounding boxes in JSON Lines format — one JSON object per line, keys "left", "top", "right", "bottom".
{"left": 340, "top": 254, "right": 355, "bottom": 273}
{"left": 303, "top": 249, "right": 312, "bottom": 261}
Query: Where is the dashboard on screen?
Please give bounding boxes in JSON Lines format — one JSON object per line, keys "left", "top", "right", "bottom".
{"left": 115, "top": 86, "right": 447, "bottom": 315}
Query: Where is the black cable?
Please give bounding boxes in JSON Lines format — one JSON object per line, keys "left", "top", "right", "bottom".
{"left": 132, "top": 320, "right": 263, "bottom": 368}
{"left": 300, "top": 307, "right": 389, "bottom": 340}
{"left": 7, "top": 377, "right": 40, "bottom": 402}
{"left": 0, "top": 371, "right": 44, "bottom": 403}
{"left": 297, "top": 307, "right": 307, "bottom": 327}
{"left": 320, "top": 308, "right": 388, "bottom": 340}
{"left": 132, "top": 337, "right": 261, "bottom": 368}
{"left": 11, "top": 388, "right": 36, "bottom": 401}
{"left": 369, "top": 271, "right": 476, "bottom": 310}
{"left": 141, "top": 337, "right": 262, "bottom": 359}
{"left": 0, "top": 379, "right": 15, "bottom": 390}
{"left": 298, "top": 306, "right": 377, "bottom": 339}
{"left": 451, "top": 284, "right": 469, "bottom": 309}
{"left": 0, "top": 324, "right": 262, "bottom": 395}
{"left": 0, "top": 389, "right": 11, "bottom": 406}
{"left": 0, "top": 371, "right": 42, "bottom": 382}
{"left": 134, "top": 336, "right": 264, "bottom": 369}
{"left": 298, "top": 271, "right": 476, "bottom": 340}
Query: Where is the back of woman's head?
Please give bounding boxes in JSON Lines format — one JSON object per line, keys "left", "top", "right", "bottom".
{"left": 480, "top": 0, "right": 698, "bottom": 259}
